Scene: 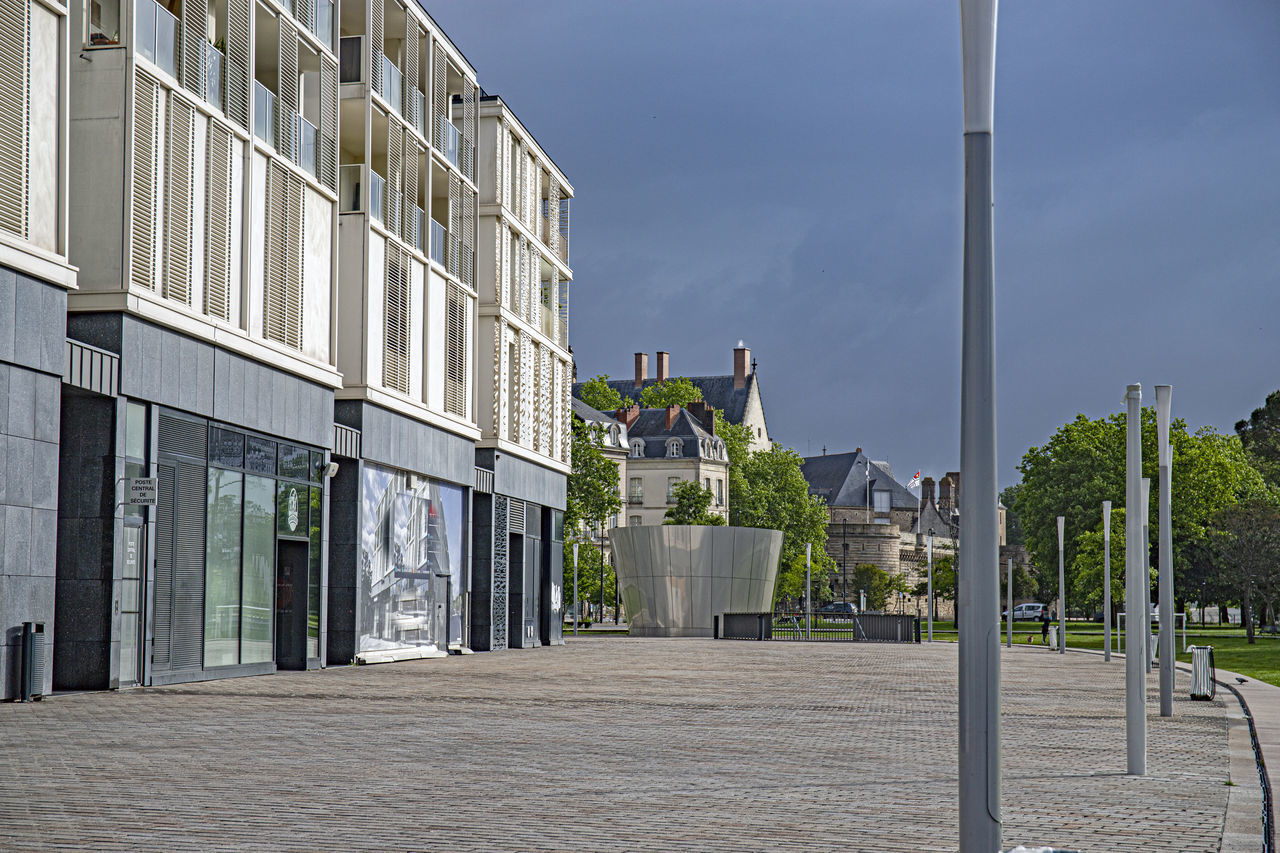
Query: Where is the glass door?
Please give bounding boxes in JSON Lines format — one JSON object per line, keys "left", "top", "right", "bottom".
{"left": 119, "top": 524, "right": 145, "bottom": 686}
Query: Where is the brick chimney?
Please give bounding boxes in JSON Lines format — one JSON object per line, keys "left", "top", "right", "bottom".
{"left": 615, "top": 404, "right": 640, "bottom": 428}
{"left": 687, "top": 400, "right": 716, "bottom": 434}
{"left": 665, "top": 404, "right": 680, "bottom": 429}
{"left": 920, "top": 476, "right": 936, "bottom": 510}
{"left": 734, "top": 343, "right": 750, "bottom": 390}
{"left": 634, "top": 353, "right": 648, "bottom": 389}
{"left": 656, "top": 351, "right": 669, "bottom": 382}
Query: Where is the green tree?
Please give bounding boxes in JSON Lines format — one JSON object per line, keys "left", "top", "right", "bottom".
{"left": 1212, "top": 500, "right": 1280, "bottom": 643}
{"left": 663, "top": 481, "right": 726, "bottom": 526}
{"left": 1236, "top": 390, "right": 1280, "bottom": 488}
{"left": 1068, "top": 506, "right": 1139, "bottom": 617}
{"left": 565, "top": 419, "right": 621, "bottom": 540}
{"left": 850, "top": 563, "right": 891, "bottom": 611}
{"left": 1000, "top": 484, "right": 1025, "bottom": 548}
{"left": 563, "top": 539, "right": 605, "bottom": 617}
{"left": 1014, "top": 408, "right": 1268, "bottom": 615}
{"left": 576, "top": 374, "right": 631, "bottom": 413}
{"left": 732, "top": 443, "right": 834, "bottom": 603}
{"left": 639, "top": 377, "right": 702, "bottom": 409}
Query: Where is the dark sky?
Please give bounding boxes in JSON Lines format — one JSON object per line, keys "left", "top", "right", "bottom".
{"left": 430, "top": 0, "right": 1280, "bottom": 488}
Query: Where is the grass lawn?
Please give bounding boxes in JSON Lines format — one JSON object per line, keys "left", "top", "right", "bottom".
{"left": 924, "top": 620, "right": 1280, "bottom": 687}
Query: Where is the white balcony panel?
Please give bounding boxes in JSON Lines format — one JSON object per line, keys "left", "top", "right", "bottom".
{"left": 247, "top": 150, "right": 267, "bottom": 338}
{"left": 425, "top": 266, "right": 445, "bottom": 413}
{"left": 408, "top": 256, "right": 424, "bottom": 403}
{"left": 302, "top": 185, "right": 332, "bottom": 363}
{"left": 229, "top": 134, "right": 245, "bottom": 326}
{"left": 366, "top": 229, "right": 385, "bottom": 387}
{"left": 28, "top": 3, "right": 59, "bottom": 253}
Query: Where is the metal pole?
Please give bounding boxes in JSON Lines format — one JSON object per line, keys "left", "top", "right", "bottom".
{"left": 1103, "top": 500, "right": 1112, "bottom": 662}
{"left": 958, "top": 1, "right": 1001, "bottom": 846}
{"left": 927, "top": 530, "right": 934, "bottom": 642}
{"left": 573, "top": 543, "right": 579, "bottom": 636}
{"left": 1006, "top": 557, "right": 1012, "bottom": 648}
{"left": 865, "top": 458, "right": 871, "bottom": 524}
{"left": 805, "top": 542, "right": 812, "bottom": 641}
{"left": 1156, "top": 385, "right": 1174, "bottom": 717}
{"left": 1125, "top": 384, "right": 1146, "bottom": 775}
{"left": 1141, "top": 477, "right": 1152, "bottom": 674}
{"left": 1057, "top": 516, "right": 1066, "bottom": 654}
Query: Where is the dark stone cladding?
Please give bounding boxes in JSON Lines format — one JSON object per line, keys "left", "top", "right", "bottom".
{"left": 0, "top": 266, "right": 66, "bottom": 700}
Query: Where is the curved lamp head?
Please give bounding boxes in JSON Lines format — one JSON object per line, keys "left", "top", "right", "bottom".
{"left": 1155, "top": 385, "right": 1173, "bottom": 467}
{"left": 960, "top": 0, "right": 998, "bottom": 133}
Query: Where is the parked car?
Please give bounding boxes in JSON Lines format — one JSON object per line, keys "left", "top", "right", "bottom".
{"left": 817, "top": 602, "right": 857, "bottom": 616}
{"left": 1002, "top": 602, "right": 1046, "bottom": 620}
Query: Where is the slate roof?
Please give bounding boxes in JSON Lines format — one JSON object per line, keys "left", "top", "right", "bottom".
{"left": 800, "top": 451, "right": 918, "bottom": 509}
{"left": 574, "top": 373, "right": 761, "bottom": 427}
{"left": 625, "top": 408, "right": 725, "bottom": 461}
{"left": 571, "top": 397, "right": 618, "bottom": 426}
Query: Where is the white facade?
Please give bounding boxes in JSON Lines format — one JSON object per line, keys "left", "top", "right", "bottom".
{"left": 475, "top": 96, "right": 572, "bottom": 474}
{"left": 333, "top": 0, "right": 479, "bottom": 437}
{"left": 68, "top": 0, "right": 341, "bottom": 386}
{"left": 0, "top": 0, "right": 76, "bottom": 288}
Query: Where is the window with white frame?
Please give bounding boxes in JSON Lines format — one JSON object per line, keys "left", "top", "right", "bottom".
{"left": 716, "top": 479, "right": 724, "bottom": 505}
{"left": 628, "top": 477, "right": 642, "bottom": 504}
{"left": 873, "top": 489, "right": 891, "bottom": 518}
{"left": 666, "top": 438, "right": 682, "bottom": 458}
{"left": 629, "top": 515, "right": 641, "bottom": 527}
{"left": 667, "top": 476, "right": 680, "bottom": 503}
{"left": 630, "top": 439, "right": 644, "bottom": 458}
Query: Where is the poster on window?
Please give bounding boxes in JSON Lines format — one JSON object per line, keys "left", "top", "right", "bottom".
{"left": 358, "top": 463, "right": 465, "bottom": 653}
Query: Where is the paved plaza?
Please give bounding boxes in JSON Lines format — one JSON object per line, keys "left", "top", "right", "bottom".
{"left": 0, "top": 638, "right": 1245, "bottom": 851}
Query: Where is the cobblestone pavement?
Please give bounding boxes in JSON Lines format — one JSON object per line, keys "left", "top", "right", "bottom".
{"left": 0, "top": 639, "right": 1234, "bottom": 852}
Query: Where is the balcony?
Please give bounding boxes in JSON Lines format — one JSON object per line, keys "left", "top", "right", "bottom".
{"left": 135, "top": 0, "right": 179, "bottom": 79}
{"left": 411, "top": 88, "right": 426, "bottom": 138}
{"left": 411, "top": 206, "right": 426, "bottom": 254}
{"left": 429, "top": 219, "right": 445, "bottom": 266}
{"left": 295, "top": 115, "right": 318, "bottom": 177}
{"left": 369, "top": 170, "right": 385, "bottom": 224}
{"left": 203, "top": 42, "right": 224, "bottom": 111}
{"left": 376, "top": 52, "right": 402, "bottom": 116}
{"left": 311, "top": 0, "right": 334, "bottom": 49}
{"left": 628, "top": 493, "right": 643, "bottom": 505}
{"left": 253, "top": 81, "right": 276, "bottom": 148}
{"left": 439, "top": 117, "right": 459, "bottom": 169}
{"left": 339, "top": 164, "right": 362, "bottom": 212}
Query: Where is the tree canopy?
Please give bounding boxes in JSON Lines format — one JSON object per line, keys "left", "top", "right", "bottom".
{"left": 663, "top": 481, "right": 726, "bottom": 526}
{"left": 1013, "top": 407, "right": 1268, "bottom": 608}
{"left": 639, "top": 377, "right": 703, "bottom": 409}
{"left": 1211, "top": 499, "right": 1280, "bottom": 642}
{"left": 1236, "top": 390, "right": 1280, "bottom": 489}
{"left": 565, "top": 418, "right": 620, "bottom": 537}
{"left": 576, "top": 375, "right": 631, "bottom": 413}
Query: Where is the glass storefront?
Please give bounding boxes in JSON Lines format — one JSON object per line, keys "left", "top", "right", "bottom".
{"left": 358, "top": 463, "right": 465, "bottom": 654}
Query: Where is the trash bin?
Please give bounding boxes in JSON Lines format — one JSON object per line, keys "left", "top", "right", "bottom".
{"left": 20, "top": 622, "right": 46, "bottom": 702}
{"left": 1047, "top": 625, "right": 1058, "bottom": 648}
{"left": 1189, "top": 645, "right": 1215, "bottom": 700}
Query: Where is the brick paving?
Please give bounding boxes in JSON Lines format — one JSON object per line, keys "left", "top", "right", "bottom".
{"left": 0, "top": 639, "right": 1235, "bottom": 851}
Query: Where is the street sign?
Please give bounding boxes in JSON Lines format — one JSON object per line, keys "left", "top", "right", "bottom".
{"left": 127, "top": 477, "right": 157, "bottom": 506}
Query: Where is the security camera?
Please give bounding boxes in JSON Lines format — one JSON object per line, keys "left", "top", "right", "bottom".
{"left": 316, "top": 460, "right": 339, "bottom": 478}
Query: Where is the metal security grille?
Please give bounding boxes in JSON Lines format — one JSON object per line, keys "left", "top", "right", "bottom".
{"left": 508, "top": 499, "right": 525, "bottom": 535}
{"left": 157, "top": 412, "right": 208, "bottom": 459}
{"left": 224, "top": 0, "right": 251, "bottom": 128}
{"left": 0, "top": 0, "right": 29, "bottom": 238}
{"left": 163, "top": 94, "right": 195, "bottom": 306}
{"left": 491, "top": 495, "right": 508, "bottom": 650}
{"left": 130, "top": 73, "right": 160, "bottom": 290}
{"left": 444, "top": 282, "right": 468, "bottom": 418}
{"left": 382, "top": 244, "right": 410, "bottom": 394}
{"left": 204, "top": 121, "right": 233, "bottom": 321}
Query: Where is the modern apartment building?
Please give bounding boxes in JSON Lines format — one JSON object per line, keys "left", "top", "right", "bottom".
{"left": 60, "top": 0, "right": 343, "bottom": 688}
{"left": 472, "top": 95, "right": 572, "bottom": 650}
{"left": 0, "top": 1, "right": 77, "bottom": 700}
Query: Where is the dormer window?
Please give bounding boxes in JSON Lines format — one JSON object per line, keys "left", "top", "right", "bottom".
{"left": 609, "top": 425, "right": 619, "bottom": 446}
{"left": 666, "top": 438, "right": 683, "bottom": 458}
{"left": 630, "top": 439, "right": 645, "bottom": 458}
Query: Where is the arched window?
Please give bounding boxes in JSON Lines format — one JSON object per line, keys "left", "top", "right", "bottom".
{"left": 666, "top": 438, "right": 683, "bottom": 458}
{"left": 630, "top": 439, "right": 645, "bottom": 458}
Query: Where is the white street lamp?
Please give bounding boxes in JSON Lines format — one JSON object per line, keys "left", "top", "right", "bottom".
{"left": 1057, "top": 516, "right": 1066, "bottom": 654}
{"left": 927, "top": 529, "right": 935, "bottom": 642}
{"left": 1103, "top": 500, "right": 1112, "bottom": 662}
{"left": 1156, "top": 385, "right": 1174, "bottom": 716}
{"left": 958, "top": 0, "right": 1001, "bottom": 848}
{"left": 1125, "top": 384, "right": 1146, "bottom": 775}
{"left": 1142, "top": 477, "right": 1152, "bottom": 674}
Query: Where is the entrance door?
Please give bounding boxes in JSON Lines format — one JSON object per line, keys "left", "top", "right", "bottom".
{"left": 119, "top": 524, "right": 145, "bottom": 686}
{"left": 275, "top": 540, "right": 309, "bottom": 670}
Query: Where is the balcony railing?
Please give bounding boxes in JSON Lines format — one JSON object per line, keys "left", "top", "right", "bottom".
{"left": 558, "top": 318, "right": 568, "bottom": 346}
{"left": 312, "top": 0, "right": 334, "bottom": 49}
{"left": 628, "top": 493, "right": 643, "bottom": 505}
{"left": 339, "top": 36, "right": 362, "bottom": 84}
{"left": 377, "top": 52, "right": 402, "bottom": 116}
{"left": 295, "top": 114, "right": 318, "bottom": 177}
{"left": 369, "top": 170, "right": 385, "bottom": 224}
{"left": 136, "top": 0, "right": 179, "bottom": 79}
{"left": 411, "top": 206, "right": 426, "bottom": 254}
{"left": 411, "top": 88, "right": 426, "bottom": 138}
{"left": 339, "top": 164, "right": 362, "bottom": 212}
{"left": 440, "top": 117, "right": 459, "bottom": 169}
{"left": 429, "top": 219, "right": 445, "bottom": 266}
{"left": 203, "top": 42, "right": 224, "bottom": 111}
{"left": 253, "top": 81, "right": 276, "bottom": 148}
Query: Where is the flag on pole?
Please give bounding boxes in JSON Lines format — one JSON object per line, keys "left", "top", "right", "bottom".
{"left": 907, "top": 471, "right": 921, "bottom": 489}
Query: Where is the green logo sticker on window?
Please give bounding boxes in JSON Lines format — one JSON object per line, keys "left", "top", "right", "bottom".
{"left": 288, "top": 487, "right": 300, "bottom": 532}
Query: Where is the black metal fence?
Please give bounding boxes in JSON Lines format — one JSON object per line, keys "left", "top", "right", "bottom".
{"left": 715, "top": 612, "right": 773, "bottom": 640}
{"left": 770, "top": 611, "right": 921, "bottom": 643}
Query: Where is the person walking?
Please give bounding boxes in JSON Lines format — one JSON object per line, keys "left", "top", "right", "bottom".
{"left": 1040, "top": 608, "right": 1051, "bottom": 645}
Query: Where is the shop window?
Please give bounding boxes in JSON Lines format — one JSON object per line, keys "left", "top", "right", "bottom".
{"left": 209, "top": 427, "right": 245, "bottom": 469}
{"left": 125, "top": 402, "right": 147, "bottom": 459}
{"left": 240, "top": 474, "right": 276, "bottom": 664}
{"left": 245, "top": 435, "right": 277, "bottom": 475}
{"left": 278, "top": 442, "right": 311, "bottom": 480}
{"left": 308, "top": 487, "right": 322, "bottom": 659}
{"left": 277, "top": 480, "right": 308, "bottom": 538}
{"left": 204, "top": 468, "right": 244, "bottom": 668}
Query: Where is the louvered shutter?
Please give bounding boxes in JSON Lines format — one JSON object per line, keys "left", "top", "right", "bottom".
{"left": 264, "top": 161, "right": 302, "bottom": 350}
{"left": 444, "top": 282, "right": 469, "bottom": 418}
{"left": 432, "top": 41, "right": 445, "bottom": 151}
{"left": 0, "top": 0, "right": 28, "bottom": 238}
{"left": 182, "top": 0, "right": 207, "bottom": 99}
{"left": 405, "top": 24, "right": 419, "bottom": 128}
{"left": 163, "top": 95, "right": 195, "bottom": 306}
{"left": 370, "top": 0, "right": 383, "bottom": 94}
{"left": 319, "top": 55, "right": 338, "bottom": 189}
{"left": 278, "top": 19, "right": 298, "bottom": 161}
{"left": 285, "top": 171, "right": 304, "bottom": 348}
{"left": 401, "top": 138, "right": 417, "bottom": 246}
{"left": 461, "top": 186, "right": 474, "bottom": 287}
{"left": 224, "top": 0, "right": 251, "bottom": 128}
{"left": 130, "top": 73, "right": 161, "bottom": 290}
{"left": 386, "top": 120, "right": 401, "bottom": 235}
{"left": 463, "top": 83, "right": 476, "bottom": 182}
{"left": 204, "top": 122, "right": 233, "bottom": 321}
{"left": 382, "top": 244, "right": 410, "bottom": 394}
{"left": 296, "top": 0, "right": 313, "bottom": 35}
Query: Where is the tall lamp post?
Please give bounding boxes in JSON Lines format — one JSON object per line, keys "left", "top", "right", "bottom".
{"left": 1125, "top": 384, "right": 1146, "bottom": 775}
{"left": 842, "top": 541, "right": 849, "bottom": 604}
{"left": 572, "top": 543, "right": 579, "bottom": 636}
{"left": 927, "top": 528, "right": 934, "bottom": 642}
{"left": 1156, "top": 385, "right": 1174, "bottom": 716}
{"left": 1141, "top": 477, "right": 1152, "bottom": 673}
{"left": 958, "top": 0, "right": 1001, "bottom": 848}
{"left": 1057, "top": 516, "right": 1065, "bottom": 654}
{"left": 1103, "top": 500, "right": 1112, "bottom": 662}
